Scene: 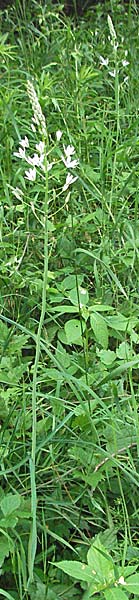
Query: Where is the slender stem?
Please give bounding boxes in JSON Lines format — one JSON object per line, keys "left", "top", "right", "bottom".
{"left": 29, "top": 143, "right": 48, "bottom": 583}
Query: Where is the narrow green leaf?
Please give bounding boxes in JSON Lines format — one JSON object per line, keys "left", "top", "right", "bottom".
{"left": 0, "top": 591, "right": 16, "bottom": 600}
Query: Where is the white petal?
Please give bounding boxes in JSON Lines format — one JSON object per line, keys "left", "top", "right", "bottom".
{"left": 36, "top": 141, "right": 45, "bottom": 154}
{"left": 11, "top": 187, "right": 24, "bottom": 200}
{"left": 56, "top": 130, "right": 63, "bottom": 141}
{"left": 63, "top": 144, "right": 75, "bottom": 158}
{"left": 99, "top": 55, "right": 109, "bottom": 67}
{"left": 20, "top": 136, "right": 29, "bottom": 149}
{"left": 14, "top": 147, "right": 26, "bottom": 159}
{"left": 25, "top": 167, "right": 36, "bottom": 181}
{"left": 63, "top": 173, "right": 78, "bottom": 191}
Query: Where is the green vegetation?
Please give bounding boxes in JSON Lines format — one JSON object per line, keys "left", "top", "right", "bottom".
{"left": 1, "top": 0, "right": 139, "bottom": 597}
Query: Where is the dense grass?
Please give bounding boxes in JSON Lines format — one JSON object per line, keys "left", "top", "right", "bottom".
{"left": 1, "top": 0, "right": 139, "bottom": 598}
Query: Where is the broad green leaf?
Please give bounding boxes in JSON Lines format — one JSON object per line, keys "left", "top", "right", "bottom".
{"left": 69, "top": 286, "right": 89, "bottom": 308}
{"left": 104, "top": 588, "right": 128, "bottom": 600}
{"left": 83, "top": 165, "right": 101, "bottom": 182}
{"left": 0, "top": 493, "right": 21, "bottom": 516}
{"left": 98, "top": 350, "right": 116, "bottom": 365}
{"left": 0, "top": 516, "right": 18, "bottom": 528}
{"left": 0, "top": 537, "right": 11, "bottom": 567}
{"left": 119, "top": 565, "right": 138, "bottom": 577}
{"left": 124, "top": 573, "right": 139, "bottom": 594}
{"left": 43, "top": 369, "right": 63, "bottom": 381}
{"left": 106, "top": 314, "right": 128, "bottom": 331}
{"left": 90, "top": 313, "right": 108, "bottom": 349}
{"left": 61, "top": 274, "right": 83, "bottom": 290}
{"left": 55, "top": 560, "right": 94, "bottom": 583}
{"left": 116, "top": 342, "right": 132, "bottom": 360}
{"left": 28, "top": 581, "right": 46, "bottom": 600}
{"left": 87, "top": 539, "right": 114, "bottom": 585}
{"left": 89, "top": 305, "right": 114, "bottom": 312}
{"left": 51, "top": 305, "right": 79, "bottom": 313}
{"left": 65, "top": 319, "right": 86, "bottom": 345}
{"left": 83, "top": 471, "right": 104, "bottom": 490}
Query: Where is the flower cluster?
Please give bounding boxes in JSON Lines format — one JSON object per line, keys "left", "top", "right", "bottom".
{"left": 13, "top": 133, "right": 78, "bottom": 191}
{"left": 27, "top": 80, "right": 47, "bottom": 137}
{"left": 13, "top": 136, "right": 53, "bottom": 182}
{"left": 13, "top": 81, "right": 79, "bottom": 193}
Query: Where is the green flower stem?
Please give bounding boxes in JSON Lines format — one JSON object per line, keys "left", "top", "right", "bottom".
{"left": 29, "top": 143, "right": 49, "bottom": 583}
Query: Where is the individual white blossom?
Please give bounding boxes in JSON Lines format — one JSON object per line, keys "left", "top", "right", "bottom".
{"left": 123, "top": 76, "right": 129, "bottom": 85}
{"left": 56, "top": 130, "right": 62, "bottom": 141}
{"left": 14, "top": 146, "right": 26, "bottom": 159}
{"left": 118, "top": 576, "right": 126, "bottom": 585}
{"left": 62, "top": 145, "right": 79, "bottom": 169}
{"left": 64, "top": 145, "right": 75, "bottom": 158}
{"left": 36, "top": 141, "right": 45, "bottom": 154}
{"left": 26, "top": 153, "right": 44, "bottom": 167}
{"left": 109, "top": 69, "right": 116, "bottom": 78}
{"left": 99, "top": 55, "right": 109, "bottom": 67}
{"left": 122, "top": 59, "right": 129, "bottom": 67}
{"left": 25, "top": 167, "right": 36, "bottom": 181}
{"left": 20, "top": 136, "right": 29, "bottom": 149}
{"left": 11, "top": 187, "right": 24, "bottom": 200}
{"left": 47, "top": 162, "right": 54, "bottom": 171}
{"left": 62, "top": 173, "right": 78, "bottom": 192}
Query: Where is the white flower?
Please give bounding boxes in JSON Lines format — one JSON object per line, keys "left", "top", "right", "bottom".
{"left": 36, "top": 141, "right": 45, "bottom": 154}
{"left": 56, "top": 130, "right": 62, "bottom": 141}
{"left": 47, "top": 162, "right": 54, "bottom": 171}
{"left": 25, "top": 167, "right": 36, "bottom": 181}
{"left": 109, "top": 69, "right": 116, "bottom": 78}
{"left": 122, "top": 59, "right": 129, "bottom": 67}
{"left": 108, "top": 15, "right": 117, "bottom": 41}
{"left": 64, "top": 144, "right": 75, "bottom": 158}
{"left": 27, "top": 80, "right": 47, "bottom": 137}
{"left": 27, "top": 153, "right": 42, "bottom": 167}
{"left": 62, "top": 173, "right": 78, "bottom": 192}
{"left": 14, "top": 146, "right": 26, "bottom": 159}
{"left": 61, "top": 145, "right": 79, "bottom": 169}
{"left": 62, "top": 156, "right": 79, "bottom": 168}
{"left": 99, "top": 55, "right": 109, "bottom": 67}
{"left": 20, "top": 136, "right": 29, "bottom": 149}
{"left": 11, "top": 187, "right": 24, "bottom": 200}
{"left": 118, "top": 576, "right": 126, "bottom": 585}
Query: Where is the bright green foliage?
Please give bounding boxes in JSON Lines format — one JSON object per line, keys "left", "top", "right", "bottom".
{"left": 1, "top": 0, "right": 139, "bottom": 597}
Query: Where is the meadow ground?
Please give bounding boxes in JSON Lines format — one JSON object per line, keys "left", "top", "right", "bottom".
{"left": 1, "top": 1, "right": 139, "bottom": 598}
